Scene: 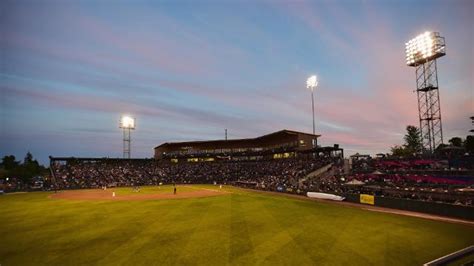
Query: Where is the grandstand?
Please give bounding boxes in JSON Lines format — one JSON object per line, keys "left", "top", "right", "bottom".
{"left": 154, "top": 129, "right": 343, "bottom": 161}
{"left": 48, "top": 129, "right": 344, "bottom": 192}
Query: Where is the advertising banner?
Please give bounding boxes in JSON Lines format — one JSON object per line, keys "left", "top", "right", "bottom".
{"left": 360, "top": 194, "right": 375, "bottom": 205}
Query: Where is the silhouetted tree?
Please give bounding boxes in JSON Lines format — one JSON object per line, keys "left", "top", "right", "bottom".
{"left": 449, "top": 137, "right": 463, "bottom": 147}
{"left": 20, "top": 152, "right": 42, "bottom": 182}
{"left": 1, "top": 153, "right": 44, "bottom": 184}
{"left": 404, "top": 125, "right": 422, "bottom": 153}
{"left": 390, "top": 145, "right": 412, "bottom": 157}
{"left": 1, "top": 155, "right": 19, "bottom": 170}
{"left": 465, "top": 135, "right": 474, "bottom": 154}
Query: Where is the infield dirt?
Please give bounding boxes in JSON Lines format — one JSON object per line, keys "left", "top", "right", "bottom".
{"left": 49, "top": 188, "right": 227, "bottom": 201}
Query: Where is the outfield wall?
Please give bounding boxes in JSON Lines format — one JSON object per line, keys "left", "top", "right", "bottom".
{"left": 344, "top": 194, "right": 474, "bottom": 221}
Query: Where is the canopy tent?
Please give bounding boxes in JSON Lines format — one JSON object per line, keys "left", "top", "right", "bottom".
{"left": 345, "top": 180, "right": 365, "bottom": 186}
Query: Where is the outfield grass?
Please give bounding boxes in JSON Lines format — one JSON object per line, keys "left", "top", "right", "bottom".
{"left": 1, "top": 185, "right": 473, "bottom": 265}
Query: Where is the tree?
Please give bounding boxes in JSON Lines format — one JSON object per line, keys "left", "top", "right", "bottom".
{"left": 1, "top": 155, "right": 19, "bottom": 170}
{"left": 0, "top": 168, "right": 7, "bottom": 179}
{"left": 0, "top": 153, "right": 47, "bottom": 191}
{"left": 435, "top": 143, "right": 448, "bottom": 152}
{"left": 20, "top": 152, "right": 42, "bottom": 182}
{"left": 465, "top": 135, "right": 474, "bottom": 154}
{"left": 404, "top": 125, "right": 422, "bottom": 153}
{"left": 390, "top": 125, "right": 423, "bottom": 157}
{"left": 390, "top": 145, "right": 413, "bottom": 157}
{"left": 449, "top": 137, "right": 463, "bottom": 147}
{"left": 24, "top": 152, "right": 34, "bottom": 164}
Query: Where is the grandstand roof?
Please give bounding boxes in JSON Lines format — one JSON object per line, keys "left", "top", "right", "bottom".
{"left": 154, "top": 129, "right": 320, "bottom": 149}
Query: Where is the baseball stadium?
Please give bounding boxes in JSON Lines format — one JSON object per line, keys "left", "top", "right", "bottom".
{"left": 2, "top": 129, "right": 474, "bottom": 265}
{"left": 2, "top": 0, "right": 474, "bottom": 265}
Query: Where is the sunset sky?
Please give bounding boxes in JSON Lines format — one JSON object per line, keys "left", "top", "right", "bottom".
{"left": 1, "top": 0, "right": 473, "bottom": 164}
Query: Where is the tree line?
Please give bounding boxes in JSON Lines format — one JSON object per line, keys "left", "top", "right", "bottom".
{"left": 391, "top": 125, "right": 474, "bottom": 157}
{"left": 0, "top": 152, "right": 48, "bottom": 183}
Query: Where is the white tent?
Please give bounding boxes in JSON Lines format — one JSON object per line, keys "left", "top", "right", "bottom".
{"left": 371, "top": 170, "right": 384, "bottom": 175}
{"left": 345, "top": 180, "right": 365, "bottom": 185}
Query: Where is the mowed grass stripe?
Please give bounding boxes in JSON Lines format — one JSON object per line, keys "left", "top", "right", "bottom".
{"left": 46, "top": 199, "right": 186, "bottom": 265}
{"left": 229, "top": 193, "right": 256, "bottom": 265}
{"left": 259, "top": 194, "right": 363, "bottom": 265}
{"left": 96, "top": 199, "right": 199, "bottom": 265}
{"left": 266, "top": 198, "right": 359, "bottom": 265}
{"left": 249, "top": 196, "right": 315, "bottom": 265}
{"left": 174, "top": 195, "right": 233, "bottom": 265}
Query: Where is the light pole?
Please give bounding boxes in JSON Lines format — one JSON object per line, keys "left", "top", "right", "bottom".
{"left": 405, "top": 31, "right": 446, "bottom": 154}
{"left": 119, "top": 115, "right": 136, "bottom": 159}
{"left": 307, "top": 75, "right": 318, "bottom": 147}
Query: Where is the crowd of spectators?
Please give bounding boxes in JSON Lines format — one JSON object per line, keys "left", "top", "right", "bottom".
{"left": 345, "top": 156, "right": 474, "bottom": 206}
{"left": 341, "top": 174, "right": 474, "bottom": 206}
{"left": 0, "top": 177, "right": 27, "bottom": 192}
{"left": 351, "top": 156, "right": 474, "bottom": 173}
{"left": 51, "top": 157, "right": 333, "bottom": 192}
{"left": 1, "top": 176, "right": 45, "bottom": 193}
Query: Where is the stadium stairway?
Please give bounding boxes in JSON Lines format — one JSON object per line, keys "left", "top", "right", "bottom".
{"left": 299, "top": 163, "right": 334, "bottom": 185}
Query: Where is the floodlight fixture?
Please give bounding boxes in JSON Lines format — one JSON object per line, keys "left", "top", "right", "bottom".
{"left": 119, "top": 115, "right": 135, "bottom": 158}
{"left": 405, "top": 31, "right": 445, "bottom": 67}
{"left": 307, "top": 75, "right": 318, "bottom": 90}
{"left": 405, "top": 31, "right": 446, "bottom": 153}
{"left": 120, "top": 115, "right": 135, "bottom": 129}
{"left": 306, "top": 75, "right": 318, "bottom": 146}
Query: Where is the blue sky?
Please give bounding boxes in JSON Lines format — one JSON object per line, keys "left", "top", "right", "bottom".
{"left": 1, "top": 0, "right": 473, "bottom": 165}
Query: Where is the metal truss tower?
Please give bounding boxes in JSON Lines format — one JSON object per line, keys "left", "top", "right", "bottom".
{"left": 405, "top": 31, "right": 446, "bottom": 154}
{"left": 119, "top": 116, "right": 135, "bottom": 159}
{"left": 415, "top": 59, "right": 443, "bottom": 153}
{"left": 123, "top": 127, "right": 131, "bottom": 159}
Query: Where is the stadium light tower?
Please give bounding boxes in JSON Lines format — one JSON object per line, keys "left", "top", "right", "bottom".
{"left": 119, "top": 115, "right": 136, "bottom": 158}
{"left": 405, "top": 31, "right": 446, "bottom": 153}
{"left": 307, "top": 75, "right": 318, "bottom": 147}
